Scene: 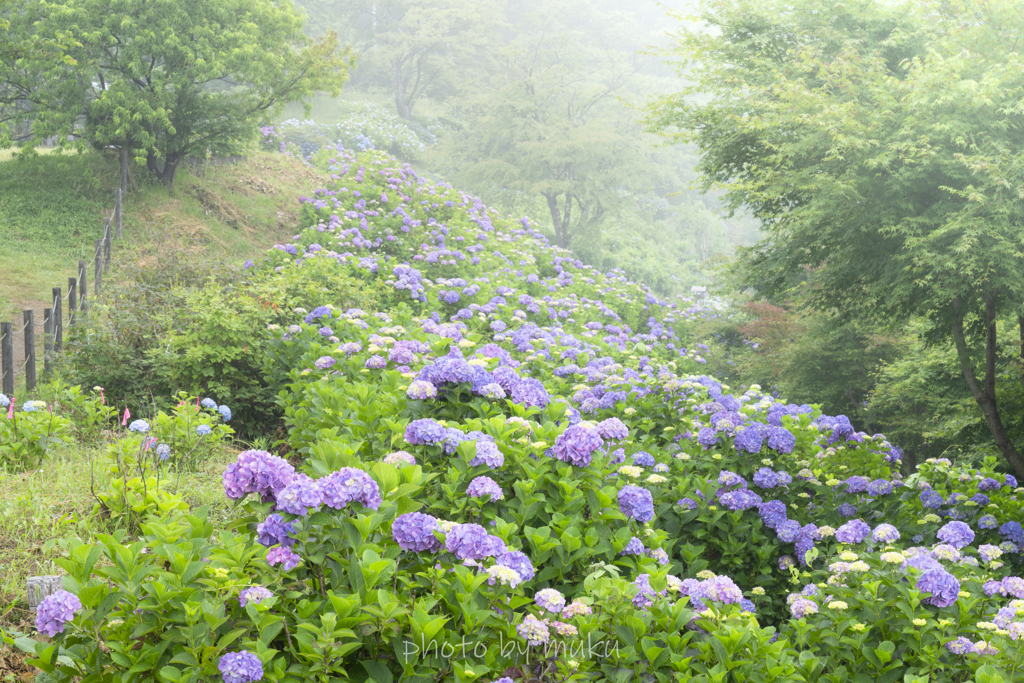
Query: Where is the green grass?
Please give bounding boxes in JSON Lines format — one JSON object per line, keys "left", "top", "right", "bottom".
{"left": 0, "top": 149, "right": 324, "bottom": 322}
{"left": 0, "top": 439, "right": 238, "bottom": 628}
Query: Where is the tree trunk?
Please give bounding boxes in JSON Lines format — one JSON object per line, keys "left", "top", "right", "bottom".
{"left": 146, "top": 151, "right": 180, "bottom": 189}
{"left": 393, "top": 58, "right": 411, "bottom": 119}
{"left": 950, "top": 294, "right": 1024, "bottom": 479}
{"left": 544, "top": 192, "right": 572, "bottom": 249}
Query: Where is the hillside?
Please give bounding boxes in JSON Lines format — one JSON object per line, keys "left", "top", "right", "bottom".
{"left": 0, "top": 150, "right": 323, "bottom": 323}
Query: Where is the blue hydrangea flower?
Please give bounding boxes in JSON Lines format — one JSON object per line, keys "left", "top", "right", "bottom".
{"left": 35, "top": 590, "right": 81, "bottom": 637}
{"left": 201, "top": 398, "right": 217, "bottom": 409}
{"left": 218, "top": 651, "right": 264, "bottom": 683}
{"left": 392, "top": 513, "right": 441, "bottom": 552}
{"left": 197, "top": 424, "right": 212, "bottom": 436}
{"left": 218, "top": 405, "right": 232, "bottom": 422}
{"left": 618, "top": 485, "right": 654, "bottom": 523}
{"left": 128, "top": 419, "right": 150, "bottom": 433}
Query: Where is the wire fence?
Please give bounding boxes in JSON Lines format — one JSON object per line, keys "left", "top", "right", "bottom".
{"left": 0, "top": 188, "right": 123, "bottom": 398}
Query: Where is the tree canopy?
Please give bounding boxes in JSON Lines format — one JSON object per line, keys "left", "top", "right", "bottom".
{"left": 647, "top": 0, "right": 1024, "bottom": 476}
{"left": 1, "top": 0, "right": 352, "bottom": 186}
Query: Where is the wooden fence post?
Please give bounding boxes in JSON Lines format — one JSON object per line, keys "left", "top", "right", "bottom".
{"left": 23, "top": 310, "right": 35, "bottom": 392}
{"left": 94, "top": 240, "right": 102, "bottom": 297}
{"left": 1, "top": 322, "right": 12, "bottom": 397}
{"left": 79, "top": 260, "right": 88, "bottom": 313}
{"left": 67, "top": 278, "right": 76, "bottom": 327}
{"left": 104, "top": 237, "right": 111, "bottom": 273}
{"left": 53, "top": 286, "right": 62, "bottom": 352}
{"left": 115, "top": 186, "right": 123, "bottom": 239}
{"left": 43, "top": 308, "right": 53, "bottom": 378}
{"left": 27, "top": 576, "right": 65, "bottom": 610}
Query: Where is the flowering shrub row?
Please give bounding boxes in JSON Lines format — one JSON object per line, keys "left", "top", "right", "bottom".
{"left": 11, "top": 147, "right": 1024, "bottom": 683}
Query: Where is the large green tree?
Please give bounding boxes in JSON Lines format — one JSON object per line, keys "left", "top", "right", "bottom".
{"left": 1, "top": 0, "right": 351, "bottom": 187}
{"left": 648, "top": 0, "right": 1024, "bottom": 476}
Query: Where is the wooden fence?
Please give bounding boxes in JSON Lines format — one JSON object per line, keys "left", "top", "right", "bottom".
{"left": 0, "top": 188, "right": 123, "bottom": 398}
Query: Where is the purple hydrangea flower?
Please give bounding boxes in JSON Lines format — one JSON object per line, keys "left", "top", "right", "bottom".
{"left": 383, "top": 451, "right": 416, "bottom": 466}
{"left": 758, "top": 500, "right": 788, "bottom": 529}
{"left": 978, "top": 477, "right": 1001, "bottom": 492}
{"left": 365, "top": 355, "right": 387, "bottom": 369}
{"left": 678, "top": 497, "right": 699, "bottom": 510}
{"left": 318, "top": 467, "right": 382, "bottom": 510}
{"left": 469, "top": 438, "right": 505, "bottom": 469}
{"left": 867, "top": 479, "right": 894, "bottom": 496}
{"left": 835, "top": 519, "right": 871, "bottom": 544}
{"left": 632, "top": 573, "right": 659, "bottom": 610}
{"left": 718, "top": 470, "right": 746, "bottom": 488}
{"left": 218, "top": 651, "right": 264, "bottom": 683}
{"left": 618, "top": 485, "right": 655, "bottom": 523}
{"left": 837, "top": 503, "right": 858, "bottom": 518}
{"left": 695, "top": 575, "right": 743, "bottom": 604}
{"left": 266, "top": 546, "right": 301, "bottom": 570}
{"left": 256, "top": 513, "right": 296, "bottom": 548}
{"left": 1002, "top": 577, "right": 1024, "bottom": 599}
{"left": 315, "top": 356, "right": 336, "bottom": 370}
{"left": 446, "top": 523, "right": 504, "bottom": 560}
{"left": 535, "top": 588, "right": 566, "bottom": 614}
{"left": 916, "top": 569, "right": 960, "bottom": 608}
{"left": 497, "top": 551, "right": 536, "bottom": 582}
{"left": 872, "top": 524, "right": 900, "bottom": 544}
{"left": 753, "top": 468, "right": 780, "bottom": 489}
{"left": 552, "top": 423, "right": 603, "bottom": 467}
{"left": 35, "top": 590, "right": 81, "bottom": 637}
{"left": 621, "top": 537, "right": 646, "bottom": 556}
{"left": 223, "top": 450, "right": 296, "bottom": 503}
{"left": 937, "top": 521, "right": 975, "bottom": 549}
{"left": 406, "top": 380, "right": 437, "bottom": 399}
{"left": 767, "top": 426, "right": 796, "bottom": 453}
{"left": 719, "top": 488, "right": 763, "bottom": 511}
{"left": 405, "top": 418, "right": 447, "bottom": 445}
{"left": 276, "top": 475, "right": 323, "bottom": 516}
{"left": 467, "top": 476, "right": 503, "bottom": 500}
{"left": 509, "top": 378, "right": 550, "bottom": 408}
{"left": 239, "top": 586, "right": 273, "bottom": 608}
{"left": 392, "top": 513, "right": 442, "bottom": 552}
{"left": 632, "top": 451, "right": 655, "bottom": 467}
{"left": 596, "top": 418, "right": 629, "bottom": 440}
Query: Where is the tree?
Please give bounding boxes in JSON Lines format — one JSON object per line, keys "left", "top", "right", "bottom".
{"left": 648, "top": 0, "right": 1024, "bottom": 478}
{"left": 1, "top": 0, "right": 352, "bottom": 187}
{"left": 293, "top": 0, "right": 504, "bottom": 119}
{"left": 443, "top": 18, "right": 657, "bottom": 250}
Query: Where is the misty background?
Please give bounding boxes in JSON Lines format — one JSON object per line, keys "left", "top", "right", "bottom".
{"left": 274, "top": 0, "right": 760, "bottom": 295}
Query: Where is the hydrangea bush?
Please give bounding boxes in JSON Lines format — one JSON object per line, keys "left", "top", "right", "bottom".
{"left": 11, "top": 147, "right": 1024, "bottom": 683}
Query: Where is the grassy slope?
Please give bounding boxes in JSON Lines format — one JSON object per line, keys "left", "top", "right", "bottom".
{"left": 0, "top": 149, "right": 324, "bottom": 323}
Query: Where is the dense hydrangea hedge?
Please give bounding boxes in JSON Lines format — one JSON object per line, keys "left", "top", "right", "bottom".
{"left": 16, "top": 147, "right": 1024, "bottom": 683}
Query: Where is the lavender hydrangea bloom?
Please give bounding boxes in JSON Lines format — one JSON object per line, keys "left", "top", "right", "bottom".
{"left": 315, "top": 356, "right": 336, "bottom": 370}
{"left": 276, "top": 475, "right": 323, "bottom": 516}
{"left": 35, "top": 590, "right": 81, "bottom": 637}
{"left": 837, "top": 503, "right": 858, "bottom": 518}
{"left": 1001, "top": 522, "right": 1024, "bottom": 545}
{"left": 718, "top": 470, "right": 746, "bottom": 488}
{"left": 596, "top": 417, "right": 629, "bottom": 440}
{"left": 758, "top": 500, "right": 788, "bottom": 529}
{"left": 446, "top": 523, "right": 504, "bottom": 560}
{"left": 719, "top": 488, "right": 762, "bottom": 511}
{"left": 753, "top": 468, "right": 780, "bottom": 489}
{"left": 872, "top": 524, "right": 900, "bottom": 544}
{"left": 468, "top": 438, "right": 505, "bottom": 469}
{"left": 509, "top": 377, "right": 550, "bottom": 407}
{"left": 696, "top": 575, "right": 744, "bottom": 604}
{"left": 920, "top": 489, "right": 944, "bottom": 509}
{"left": 733, "top": 425, "right": 766, "bottom": 453}
{"left": 632, "top": 574, "right": 659, "bottom": 610}
{"left": 621, "top": 537, "right": 646, "bottom": 556}
{"left": 632, "top": 451, "right": 655, "bottom": 467}
{"left": 835, "top": 519, "right": 871, "bottom": 544}
{"left": 535, "top": 588, "right": 566, "bottom": 614}
{"left": 1002, "top": 577, "right": 1024, "bottom": 598}
{"left": 318, "top": 467, "right": 382, "bottom": 510}
{"left": 365, "top": 355, "right": 387, "bottom": 369}
{"left": 678, "top": 497, "right": 699, "bottom": 510}
{"left": 383, "top": 451, "right": 416, "bottom": 466}
{"left": 257, "top": 513, "right": 296, "bottom": 547}
{"left": 266, "top": 546, "right": 301, "bottom": 570}
{"left": 552, "top": 423, "right": 603, "bottom": 467}
{"left": 978, "top": 477, "right": 1001, "bottom": 491}
{"left": 392, "top": 513, "right": 442, "bottom": 552}
{"left": 239, "top": 586, "right": 273, "bottom": 608}
{"left": 767, "top": 426, "right": 796, "bottom": 453}
{"left": 223, "top": 450, "right": 295, "bottom": 503}
{"left": 405, "top": 418, "right": 447, "bottom": 445}
{"left": 497, "top": 551, "right": 536, "bottom": 582}
{"left": 867, "top": 479, "right": 894, "bottom": 497}
{"left": 916, "top": 568, "right": 960, "bottom": 608}
{"left": 790, "top": 598, "right": 818, "bottom": 619}
{"left": 407, "top": 380, "right": 437, "bottom": 399}
{"left": 618, "top": 485, "right": 655, "bottom": 523}
{"left": 467, "top": 476, "right": 504, "bottom": 500}
{"left": 937, "top": 521, "right": 975, "bottom": 549}
{"left": 218, "top": 651, "right": 264, "bottom": 683}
